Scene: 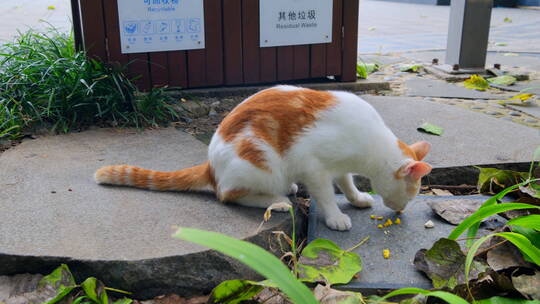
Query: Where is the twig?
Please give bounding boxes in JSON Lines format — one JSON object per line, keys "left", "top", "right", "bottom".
{"left": 428, "top": 185, "right": 478, "bottom": 190}
{"left": 347, "top": 236, "right": 370, "bottom": 252}
{"left": 456, "top": 236, "right": 482, "bottom": 241}
{"left": 475, "top": 240, "right": 508, "bottom": 257}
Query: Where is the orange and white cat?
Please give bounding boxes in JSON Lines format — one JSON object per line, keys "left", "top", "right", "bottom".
{"left": 95, "top": 85, "right": 432, "bottom": 231}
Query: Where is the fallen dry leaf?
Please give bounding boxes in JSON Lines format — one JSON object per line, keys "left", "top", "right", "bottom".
{"left": 486, "top": 237, "right": 535, "bottom": 271}
{"left": 427, "top": 198, "right": 485, "bottom": 225}
{"left": 432, "top": 188, "right": 453, "bottom": 196}
{"left": 513, "top": 271, "right": 540, "bottom": 300}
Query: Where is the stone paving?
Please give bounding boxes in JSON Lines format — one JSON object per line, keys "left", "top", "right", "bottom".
{"left": 0, "top": 0, "right": 71, "bottom": 44}
{"left": 361, "top": 51, "right": 540, "bottom": 129}
{"left": 358, "top": 0, "right": 540, "bottom": 54}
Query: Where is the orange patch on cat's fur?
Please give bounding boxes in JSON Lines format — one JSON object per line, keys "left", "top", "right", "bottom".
{"left": 236, "top": 138, "right": 270, "bottom": 172}
{"left": 219, "top": 88, "right": 336, "bottom": 169}
{"left": 397, "top": 140, "right": 418, "bottom": 161}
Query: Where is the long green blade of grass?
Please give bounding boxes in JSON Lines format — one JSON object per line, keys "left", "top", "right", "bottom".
{"left": 381, "top": 287, "right": 469, "bottom": 304}
{"left": 507, "top": 215, "right": 540, "bottom": 231}
{"left": 496, "top": 232, "right": 540, "bottom": 266}
{"left": 448, "top": 202, "right": 540, "bottom": 241}
{"left": 463, "top": 181, "right": 530, "bottom": 246}
{"left": 173, "top": 227, "right": 318, "bottom": 304}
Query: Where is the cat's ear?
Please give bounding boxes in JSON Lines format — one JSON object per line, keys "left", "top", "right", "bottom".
{"left": 410, "top": 141, "right": 431, "bottom": 161}
{"left": 398, "top": 161, "right": 432, "bottom": 180}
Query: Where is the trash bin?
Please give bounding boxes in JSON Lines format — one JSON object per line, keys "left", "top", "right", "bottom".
{"left": 73, "top": 0, "right": 360, "bottom": 91}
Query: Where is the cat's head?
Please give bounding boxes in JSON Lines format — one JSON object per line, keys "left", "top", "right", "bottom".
{"left": 374, "top": 141, "right": 432, "bottom": 212}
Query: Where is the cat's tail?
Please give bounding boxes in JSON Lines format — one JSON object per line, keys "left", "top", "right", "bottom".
{"left": 94, "top": 161, "right": 215, "bottom": 192}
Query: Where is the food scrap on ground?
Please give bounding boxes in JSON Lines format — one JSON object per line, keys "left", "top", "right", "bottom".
{"left": 424, "top": 220, "right": 435, "bottom": 229}
{"left": 383, "top": 249, "right": 391, "bottom": 259}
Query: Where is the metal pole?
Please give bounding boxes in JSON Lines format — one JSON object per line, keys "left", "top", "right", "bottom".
{"left": 443, "top": 0, "right": 493, "bottom": 73}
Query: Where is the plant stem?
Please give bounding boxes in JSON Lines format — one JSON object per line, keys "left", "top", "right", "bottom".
{"left": 347, "top": 236, "right": 370, "bottom": 252}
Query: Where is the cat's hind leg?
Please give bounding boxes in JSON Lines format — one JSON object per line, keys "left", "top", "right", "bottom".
{"left": 335, "top": 174, "right": 374, "bottom": 208}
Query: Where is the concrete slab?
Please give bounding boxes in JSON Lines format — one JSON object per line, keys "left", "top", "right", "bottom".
{"left": 405, "top": 78, "right": 502, "bottom": 99}
{"left": 506, "top": 102, "right": 540, "bottom": 120}
{"left": 362, "top": 95, "right": 540, "bottom": 167}
{"left": 489, "top": 81, "right": 540, "bottom": 95}
{"left": 0, "top": 128, "right": 292, "bottom": 298}
{"left": 308, "top": 195, "right": 498, "bottom": 291}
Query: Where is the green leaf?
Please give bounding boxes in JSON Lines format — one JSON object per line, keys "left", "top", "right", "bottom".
{"left": 417, "top": 123, "right": 444, "bottom": 136}
{"left": 400, "top": 64, "right": 423, "bottom": 72}
{"left": 508, "top": 215, "right": 540, "bottom": 231}
{"left": 208, "top": 280, "right": 265, "bottom": 304}
{"left": 173, "top": 228, "right": 317, "bottom": 304}
{"left": 476, "top": 167, "right": 528, "bottom": 194}
{"left": 413, "top": 238, "right": 488, "bottom": 289}
{"left": 39, "top": 264, "right": 77, "bottom": 304}
{"left": 477, "top": 296, "right": 540, "bottom": 304}
{"left": 112, "top": 299, "right": 132, "bottom": 304}
{"left": 504, "top": 17, "right": 512, "bottom": 23}
{"left": 81, "top": 277, "right": 109, "bottom": 304}
{"left": 356, "top": 62, "right": 379, "bottom": 79}
{"left": 464, "top": 74, "right": 489, "bottom": 91}
{"left": 297, "top": 238, "right": 362, "bottom": 285}
{"left": 487, "top": 75, "right": 516, "bottom": 86}
{"left": 501, "top": 93, "right": 535, "bottom": 106}
{"left": 381, "top": 287, "right": 469, "bottom": 304}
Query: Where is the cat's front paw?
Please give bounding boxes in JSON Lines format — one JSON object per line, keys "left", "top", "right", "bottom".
{"left": 325, "top": 213, "right": 352, "bottom": 231}
{"left": 348, "top": 192, "right": 374, "bottom": 209}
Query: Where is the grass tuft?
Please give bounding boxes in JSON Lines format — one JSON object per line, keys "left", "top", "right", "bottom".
{"left": 0, "top": 28, "right": 178, "bottom": 139}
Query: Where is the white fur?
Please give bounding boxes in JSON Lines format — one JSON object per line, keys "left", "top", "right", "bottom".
{"left": 208, "top": 86, "right": 422, "bottom": 231}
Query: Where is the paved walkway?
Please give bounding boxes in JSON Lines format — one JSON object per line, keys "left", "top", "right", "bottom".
{"left": 358, "top": 0, "right": 540, "bottom": 54}
{"left": 0, "top": 0, "right": 71, "bottom": 44}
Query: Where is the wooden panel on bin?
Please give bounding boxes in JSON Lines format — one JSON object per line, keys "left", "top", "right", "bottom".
{"left": 79, "top": 0, "right": 107, "bottom": 61}
{"left": 102, "top": 0, "right": 128, "bottom": 66}
{"left": 260, "top": 47, "right": 277, "bottom": 83}
{"left": 129, "top": 53, "right": 151, "bottom": 91}
{"left": 277, "top": 46, "right": 294, "bottom": 81}
{"left": 326, "top": 0, "right": 343, "bottom": 76}
{"left": 242, "top": 0, "right": 260, "bottom": 84}
{"left": 187, "top": 50, "right": 207, "bottom": 87}
{"left": 204, "top": 0, "right": 224, "bottom": 86}
{"left": 168, "top": 51, "right": 188, "bottom": 88}
{"left": 340, "top": 0, "right": 360, "bottom": 82}
{"left": 310, "top": 44, "right": 327, "bottom": 78}
{"left": 149, "top": 53, "right": 169, "bottom": 88}
{"left": 293, "top": 45, "right": 310, "bottom": 79}
{"left": 223, "top": 0, "right": 244, "bottom": 85}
